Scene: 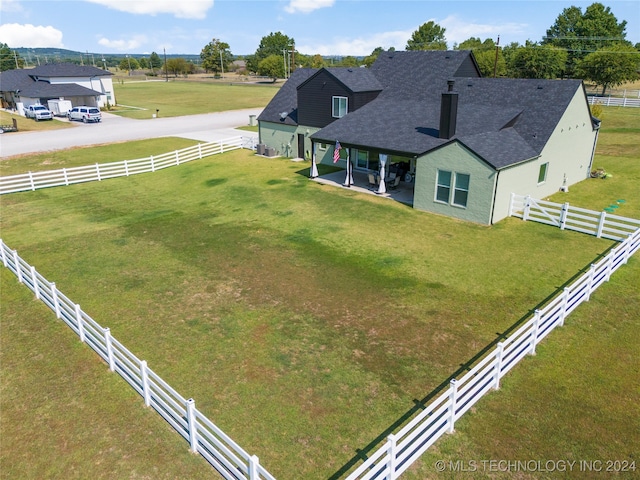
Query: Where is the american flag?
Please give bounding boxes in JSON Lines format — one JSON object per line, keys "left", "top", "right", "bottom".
{"left": 333, "top": 141, "right": 342, "bottom": 163}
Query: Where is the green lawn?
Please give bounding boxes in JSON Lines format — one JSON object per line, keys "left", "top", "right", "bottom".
{"left": 0, "top": 110, "right": 71, "bottom": 133}
{"left": 111, "top": 81, "right": 279, "bottom": 119}
{"left": 0, "top": 107, "right": 638, "bottom": 479}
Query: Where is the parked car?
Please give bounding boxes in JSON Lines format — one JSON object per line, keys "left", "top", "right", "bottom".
{"left": 67, "top": 106, "right": 102, "bottom": 123}
{"left": 25, "top": 104, "right": 53, "bottom": 121}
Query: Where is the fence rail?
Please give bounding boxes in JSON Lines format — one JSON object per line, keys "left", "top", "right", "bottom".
{"left": 342, "top": 197, "right": 639, "bottom": 479}
{"left": 0, "top": 136, "right": 249, "bottom": 195}
{"left": 509, "top": 194, "right": 640, "bottom": 241}
{"left": 587, "top": 96, "right": 640, "bottom": 108}
{"left": 0, "top": 239, "right": 275, "bottom": 480}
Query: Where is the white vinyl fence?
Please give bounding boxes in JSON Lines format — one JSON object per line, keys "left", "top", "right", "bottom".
{"left": 0, "top": 136, "right": 251, "bottom": 195}
{"left": 0, "top": 239, "right": 275, "bottom": 480}
{"left": 509, "top": 194, "right": 640, "bottom": 241}
{"left": 587, "top": 96, "right": 640, "bottom": 108}
{"left": 343, "top": 199, "right": 639, "bottom": 480}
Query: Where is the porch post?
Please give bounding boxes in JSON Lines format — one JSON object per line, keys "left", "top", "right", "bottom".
{"left": 343, "top": 149, "right": 353, "bottom": 187}
{"left": 310, "top": 141, "right": 319, "bottom": 178}
{"left": 377, "top": 154, "right": 387, "bottom": 194}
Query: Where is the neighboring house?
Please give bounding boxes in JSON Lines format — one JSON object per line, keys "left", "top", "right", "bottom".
{"left": 0, "top": 63, "right": 115, "bottom": 115}
{"left": 257, "top": 50, "right": 599, "bottom": 224}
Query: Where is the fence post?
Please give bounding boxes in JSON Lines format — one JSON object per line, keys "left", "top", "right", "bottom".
{"left": 494, "top": 342, "right": 504, "bottom": 390}
{"left": 29, "top": 171, "right": 35, "bottom": 191}
{"left": 529, "top": 309, "right": 541, "bottom": 355}
{"left": 104, "top": 328, "right": 115, "bottom": 371}
{"left": 596, "top": 211, "right": 606, "bottom": 238}
{"left": 75, "top": 303, "right": 85, "bottom": 342}
{"left": 63, "top": 168, "right": 69, "bottom": 186}
{"left": 248, "top": 455, "right": 260, "bottom": 480}
{"left": 523, "top": 195, "right": 531, "bottom": 221}
{"left": 604, "top": 249, "right": 615, "bottom": 282}
{"left": 51, "top": 282, "right": 61, "bottom": 318}
{"left": 585, "top": 264, "right": 596, "bottom": 301}
{"left": 125, "top": 160, "right": 130, "bottom": 176}
{"left": 141, "top": 360, "right": 151, "bottom": 407}
{"left": 386, "top": 434, "right": 398, "bottom": 477}
{"left": 559, "top": 287, "right": 570, "bottom": 327}
{"left": 447, "top": 379, "right": 458, "bottom": 433}
{"left": 198, "top": 143, "right": 202, "bottom": 159}
{"left": 0, "top": 240, "right": 7, "bottom": 267}
{"left": 175, "top": 150, "right": 180, "bottom": 165}
{"left": 151, "top": 155, "right": 155, "bottom": 172}
{"left": 95, "top": 163, "right": 102, "bottom": 181}
{"left": 622, "top": 234, "right": 633, "bottom": 265}
{"left": 13, "top": 249, "right": 22, "bottom": 283}
{"left": 509, "top": 193, "right": 515, "bottom": 217}
{"left": 186, "top": 398, "right": 198, "bottom": 453}
{"left": 560, "top": 203, "right": 569, "bottom": 230}
{"left": 30, "top": 266, "right": 41, "bottom": 299}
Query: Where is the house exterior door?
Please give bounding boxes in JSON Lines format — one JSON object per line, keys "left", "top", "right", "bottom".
{"left": 297, "top": 134, "right": 305, "bottom": 159}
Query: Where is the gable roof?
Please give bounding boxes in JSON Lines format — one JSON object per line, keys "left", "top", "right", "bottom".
{"left": 0, "top": 64, "right": 106, "bottom": 99}
{"left": 30, "top": 63, "right": 113, "bottom": 78}
{"left": 257, "top": 68, "right": 316, "bottom": 125}
{"left": 312, "top": 76, "right": 585, "bottom": 169}
{"left": 299, "top": 67, "right": 383, "bottom": 93}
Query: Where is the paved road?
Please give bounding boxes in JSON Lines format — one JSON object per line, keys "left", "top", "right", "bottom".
{"left": 0, "top": 108, "right": 262, "bottom": 158}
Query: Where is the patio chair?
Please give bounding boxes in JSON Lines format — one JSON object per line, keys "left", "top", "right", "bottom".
{"left": 368, "top": 173, "right": 377, "bottom": 187}
{"left": 388, "top": 176, "right": 401, "bottom": 190}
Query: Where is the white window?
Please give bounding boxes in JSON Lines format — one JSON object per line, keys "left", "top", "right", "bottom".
{"left": 318, "top": 143, "right": 327, "bottom": 151}
{"left": 538, "top": 162, "right": 548, "bottom": 184}
{"left": 332, "top": 96, "right": 348, "bottom": 118}
{"left": 435, "top": 170, "right": 469, "bottom": 208}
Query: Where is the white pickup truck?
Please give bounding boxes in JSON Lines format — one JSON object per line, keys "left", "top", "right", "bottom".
{"left": 25, "top": 104, "right": 54, "bottom": 121}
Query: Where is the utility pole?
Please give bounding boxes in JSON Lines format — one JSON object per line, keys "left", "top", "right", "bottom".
{"left": 290, "top": 41, "right": 295, "bottom": 73}
{"left": 493, "top": 35, "right": 500, "bottom": 78}
{"left": 164, "top": 48, "right": 168, "bottom": 82}
{"left": 220, "top": 50, "right": 224, "bottom": 78}
{"left": 14, "top": 50, "right": 19, "bottom": 69}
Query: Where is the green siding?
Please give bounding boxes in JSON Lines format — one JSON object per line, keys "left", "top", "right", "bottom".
{"left": 258, "top": 122, "right": 322, "bottom": 159}
{"left": 414, "top": 142, "right": 496, "bottom": 224}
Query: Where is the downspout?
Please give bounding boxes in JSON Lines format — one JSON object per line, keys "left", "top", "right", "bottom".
{"left": 586, "top": 119, "right": 601, "bottom": 178}
{"left": 489, "top": 169, "right": 501, "bottom": 225}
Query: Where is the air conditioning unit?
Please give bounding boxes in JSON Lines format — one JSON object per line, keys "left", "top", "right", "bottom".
{"left": 265, "top": 146, "right": 276, "bottom": 157}
{"left": 256, "top": 144, "right": 266, "bottom": 155}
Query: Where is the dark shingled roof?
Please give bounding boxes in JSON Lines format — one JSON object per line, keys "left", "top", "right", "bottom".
{"left": 30, "top": 63, "right": 113, "bottom": 77}
{"left": 260, "top": 51, "right": 590, "bottom": 169}
{"left": 317, "top": 67, "right": 383, "bottom": 93}
{"left": 0, "top": 65, "right": 106, "bottom": 98}
{"left": 257, "top": 68, "right": 316, "bottom": 125}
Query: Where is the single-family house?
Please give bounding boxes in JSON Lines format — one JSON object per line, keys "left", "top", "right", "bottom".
{"left": 0, "top": 63, "right": 115, "bottom": 115}
{"left": 257, "top": 50, "right": 600, "bottom": 224}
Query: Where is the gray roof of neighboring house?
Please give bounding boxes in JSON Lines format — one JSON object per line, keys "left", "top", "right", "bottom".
{"left": 0, "top": 65, "right": 104, "bottom": 98}
{"left": 30, "top": 63, "right": 113, "bottom": 77}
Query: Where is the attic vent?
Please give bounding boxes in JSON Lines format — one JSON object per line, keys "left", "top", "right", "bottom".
{"left": 347, "top": 68, "right": 353, "bottom": 72}
{"left": 537, "top": 85, "right": 544, "bottom": 89}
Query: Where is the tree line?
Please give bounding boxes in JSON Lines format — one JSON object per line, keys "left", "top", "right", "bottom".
{"left": 2, "top": 2, "right": 637, "bottom": 94}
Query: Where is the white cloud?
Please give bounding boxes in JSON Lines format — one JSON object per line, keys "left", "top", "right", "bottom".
{"left": 98, "top": 34, "right": 148, "bottom": 51}
{"left": 0, "top": 23, "right": 64, "bottom": 48}
{"left": 298, "top": 29, "right": 413, "bottom": 56}
{"left": 0, "top": 0, "right": 24, "bottom": 13}
{"left": 439, "top": 15, "right": 527, "bottom": 46}
{"left": 85, "top": 0, "right": 214, "bottom": 19}
{"left": 285, "top": 0, "right": 335, "bottom": 14}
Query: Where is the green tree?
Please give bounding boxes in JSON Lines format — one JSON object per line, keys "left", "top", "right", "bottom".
{"left": 149, "top": 52, "right": 163, "bottom": 70}
{"left": 0, "top": 43, "right": 25, "bottom": 71}
{"left": 338, "top": 56, "right": 359, "bottom": 67}
{"left": 406, "top": 21, "right": 447, "bottom": 50}
{"left": 507, "top": 41, "right": 568, "bottom": 79}
{"left": 576, "top": 43, "right": 640, "bottom": 95}
{"left": 119, "top": 56, "right": 140, "bottom": 73}
{"left": 456, "top": 37, "right": 506, "bottom": 77}
{"left": 543, "top": 2, "right": 629, "bottom": 76}
{"left": 165, "top": 57, "right": 190, "bottom": 76}
{"left": 138, "top": 57, "right": 148, "bottom": 69}
{"left": 363, "top": 47, "right": 385, "bottom": 68}
{"left": 255, "top": 32, "right": 294, "bottom": 64}
{"left": 258, "top": 54, "right": 285, "bottom": 82}
{"left": 309, "top": 54, "right": 326, "bottom": 69}
{"left": 200, "top": 38, "right": 233, "bottom": 75}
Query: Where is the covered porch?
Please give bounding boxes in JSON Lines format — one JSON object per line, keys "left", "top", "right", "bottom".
{"left": 310, "top": 168, "right": 414, "bottom": 206}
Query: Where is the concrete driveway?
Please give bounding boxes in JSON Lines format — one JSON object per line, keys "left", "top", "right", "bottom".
{"left": 0, "top": 108, "right": 262, "bottom": 158}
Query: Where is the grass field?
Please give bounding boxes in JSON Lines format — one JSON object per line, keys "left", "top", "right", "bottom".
{"left": 0, "top": 107, "right": 638, "bottom": 479}
{"left": 111, "top": 81, "right": 279, "bottom": 119}
{"left": 0, "top": 110, "right": 71, "bottom": 133}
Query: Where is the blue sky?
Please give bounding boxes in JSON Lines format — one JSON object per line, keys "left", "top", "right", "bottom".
{"left": 1, "top": 0, "right": 638, "bottom": 57}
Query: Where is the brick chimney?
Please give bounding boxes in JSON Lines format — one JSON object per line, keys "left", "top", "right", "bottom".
{"left": 439, "top": 80, "right": 458, "bottom": 139}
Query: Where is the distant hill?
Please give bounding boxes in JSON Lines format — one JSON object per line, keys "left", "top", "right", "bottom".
{"left": 15, "top": 47, "right": 202, "bottom": 68}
